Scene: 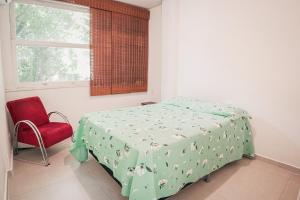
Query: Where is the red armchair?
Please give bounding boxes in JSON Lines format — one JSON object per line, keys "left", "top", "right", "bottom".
{"left": 6, "top": 96, "right": 73, "bottom": 166}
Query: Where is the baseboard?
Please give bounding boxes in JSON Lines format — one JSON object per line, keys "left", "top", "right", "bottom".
{"left": 8, "top": 148, "right": 13, "bottom": 172}
{"left": 2, "top": 148, "right": 13, "bottom": 200}
{"left": 3, "top": 169, "right": 8, "bottom": 200}
{"left": 255, "top": 154, "right": 300, "bottom": 174}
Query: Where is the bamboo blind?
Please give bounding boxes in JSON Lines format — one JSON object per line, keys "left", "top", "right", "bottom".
{"left": 112, "top": 13, "right": 148, "bottom": 94}
{"left": 90, "top": 0, "right": 150, "bottom": 20}
{"left": 59, "top": 0, "right": 150, "bottom": 20}
{"left": 57, "top": 0, "right": 150, "bottom": 96}
{"left": 90, "top": 8, "right": 112, "bottom": 96}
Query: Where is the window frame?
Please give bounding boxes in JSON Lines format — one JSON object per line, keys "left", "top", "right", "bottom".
{"left": 9, "top": 0, "right": 90, "bottom": 91}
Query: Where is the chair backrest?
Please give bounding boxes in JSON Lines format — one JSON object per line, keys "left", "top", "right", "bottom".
{"left": 6, "top": 96, "right": 49, "bottom": 131}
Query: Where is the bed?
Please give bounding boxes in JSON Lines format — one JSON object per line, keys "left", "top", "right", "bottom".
{"left": 71, "top": 97, "right": 254, "bottom": 200}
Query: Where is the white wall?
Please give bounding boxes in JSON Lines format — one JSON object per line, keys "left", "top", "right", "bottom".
{"left": 0, "top": 42, "right": 10, "bottom": 200}
{"left": 0, "top": 4, "right": 162, "bottom": 128}
{"left": 160, "top": 0, "right": 179, "bottom": 100}
{"left": 162, "top": 0, "right": 300, "bottom": 168}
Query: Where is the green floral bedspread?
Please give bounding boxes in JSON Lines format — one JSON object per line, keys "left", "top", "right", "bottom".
{"left": 71, "top": 97, "right": 254, "bottom": 200}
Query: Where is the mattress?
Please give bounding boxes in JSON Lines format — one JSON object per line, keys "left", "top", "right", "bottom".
{"left": 71, "top": 97, "right": 254, "bottom": 200}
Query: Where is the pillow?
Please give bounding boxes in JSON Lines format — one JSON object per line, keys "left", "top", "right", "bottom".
{"left": 162, "top": 97, "right": 250, "bottom": 118}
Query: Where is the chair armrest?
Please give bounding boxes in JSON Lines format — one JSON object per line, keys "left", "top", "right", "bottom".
{"left": 48, "top": 111, "right": 74, "bottom": 142}
{"left": 14, "top": 121, "right": 44, "bottom": 151}
{"left": 14, "top": 120, "right": 41, "bottom": 139}
{"left": 14, "top": 120, "right": 49, "bottom": 165}
{"left": 48, "top": 111, "right": 70, "bottom": 124}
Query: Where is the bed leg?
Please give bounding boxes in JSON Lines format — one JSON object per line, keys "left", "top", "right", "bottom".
{"left": 243, "top": 154, "right": 256, "bottom": 160}
{"left": 204, "top": 174, "right": 211, "bottom": 183}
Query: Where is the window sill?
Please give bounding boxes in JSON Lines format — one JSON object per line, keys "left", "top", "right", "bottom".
{"left": 5, "top": 81, "right": 89, "bottom": 93}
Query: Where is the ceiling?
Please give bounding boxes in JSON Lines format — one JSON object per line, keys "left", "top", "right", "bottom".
{"left": 116, "top": 0, "right": 162, "bottom": 9}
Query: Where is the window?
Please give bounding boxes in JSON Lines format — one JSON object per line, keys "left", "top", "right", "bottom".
{"left": 11, "top": 0, "right": 90, "bottom": 88}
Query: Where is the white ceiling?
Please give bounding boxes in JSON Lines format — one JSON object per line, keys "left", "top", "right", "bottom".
{"left": 116, "top": 0, "right": 162, "bottom": 9}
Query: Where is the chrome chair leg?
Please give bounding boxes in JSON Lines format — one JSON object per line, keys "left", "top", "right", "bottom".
{"left": 14, "top": 120, "right": 50, "bottom": 166}
{"left": 204, "top": 174, "right": 211, "bottom": 183}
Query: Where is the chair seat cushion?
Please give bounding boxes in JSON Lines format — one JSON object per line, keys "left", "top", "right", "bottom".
{"left": 18, "top": 122, "right": 73, "bottom": 148}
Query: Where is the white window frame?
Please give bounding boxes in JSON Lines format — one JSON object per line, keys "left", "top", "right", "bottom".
{"left": 9, "top": 0, "right": 90, "bottom": 91}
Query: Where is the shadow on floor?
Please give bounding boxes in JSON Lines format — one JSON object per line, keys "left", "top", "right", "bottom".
{"left": 13, "top": 140, "right": 70, "bottom": 166}
{"left": 68, "top": 152, "right": 251, "bottom": 200}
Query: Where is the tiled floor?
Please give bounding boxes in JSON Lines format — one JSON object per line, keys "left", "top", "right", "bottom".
{"left": 8, "top": 141, "right": 300, "bottom": 200}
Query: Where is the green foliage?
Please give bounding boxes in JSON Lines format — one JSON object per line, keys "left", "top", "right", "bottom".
{"left": 15, "top": 2, "right": 90, "bottom": 83}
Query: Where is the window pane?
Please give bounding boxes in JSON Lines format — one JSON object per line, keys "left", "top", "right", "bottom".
{"left": 17, "top": 46, "right": 90, "bottom": 82}
{"left": 15, "top": 2, "right": 89, "bottom": 44}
